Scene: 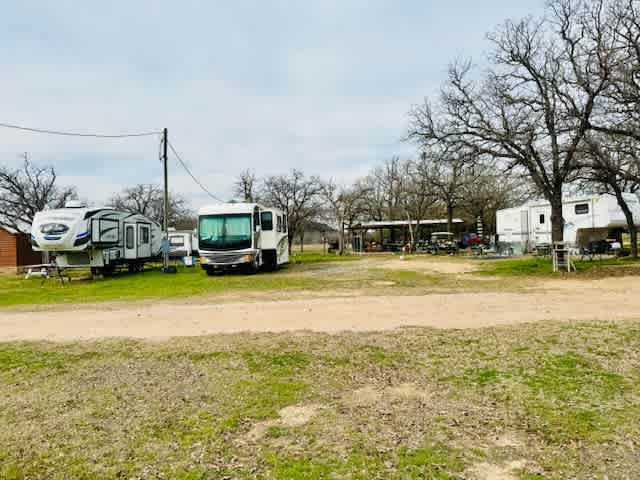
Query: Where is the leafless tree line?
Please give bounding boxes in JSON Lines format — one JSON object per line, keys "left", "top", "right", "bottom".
{"left": 233, "top": 161, "right": 524, "bottom": 255}
{"left": 408, "top": 0, "right": 640, "bottom": 257}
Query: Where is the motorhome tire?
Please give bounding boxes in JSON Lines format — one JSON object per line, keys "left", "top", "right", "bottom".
{"left": 261, "top": 250, "right": 278, "bottom": 271}
{"left": 246, "top": 259, "right": 259, "bottom": 275}
{"left": 205, "top": 267, "right": 217, "bottom": 276}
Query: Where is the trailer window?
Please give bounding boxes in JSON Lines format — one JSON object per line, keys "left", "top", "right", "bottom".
{"left": 539, "top": 214, "right": 545, "bottom": 224}
{"left": 126, "top": 226, "right": 134, "bottom": 249}
{"left": 283, "top": 214, "right": 288, "bottom": 232}
{"left": 575, "top": 203, "right": 589, "bottom": 215}
{"left": 141, "top": 227, "right": 149, "bottom": 245}
{"left": 261, "top": 212, "right": 273, "bottom": 231}
{"left": 277, "top": 215, "right": 282, "bottom": 232}
{"left": 169, "top": 235, "right": 184, "bottom": 246}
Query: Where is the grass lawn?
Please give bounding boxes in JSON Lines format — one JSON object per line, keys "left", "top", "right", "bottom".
{"left": 1, "top": 321, "right": 639, "bottom": 479}
{"left": 478, "top": 255, "right": 640, "bottom": 276}
{"left": 0, "top": 253, "right": 362, "bottom": 308}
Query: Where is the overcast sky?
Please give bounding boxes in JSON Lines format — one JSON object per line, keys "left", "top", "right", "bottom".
{"left": 1, "top": 1, "right": 546, "bottom": 208}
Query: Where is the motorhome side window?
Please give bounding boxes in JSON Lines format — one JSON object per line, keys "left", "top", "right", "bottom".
{"left": 575, "top": 203, "right": 589, "bottom": 215}
{"left": 539, "top": 214, "right": 545, "bottom": 224}
{"left": 261, "top": 212, "right": 273, "bottom": 231}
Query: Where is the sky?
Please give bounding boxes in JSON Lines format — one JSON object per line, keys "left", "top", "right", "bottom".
{"left": 0, "top": 1, "right": 547, "bottom": 209}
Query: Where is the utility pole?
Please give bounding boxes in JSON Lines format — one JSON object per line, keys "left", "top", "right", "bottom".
{"left": 162, "top": 127, "right": 172, "bottom": 273}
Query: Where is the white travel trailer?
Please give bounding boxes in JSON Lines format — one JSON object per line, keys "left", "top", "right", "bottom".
{"left": 198, "top": 203, "right": 289, "bottom": 274}
{"left": 31, "top": 201, "right": 162, "bottom": 274}
{"left": 168, "top": 229, "right": 198, "bottom": 258}
{"left": 496, "top": 193, "right": 640, "bottom": 253}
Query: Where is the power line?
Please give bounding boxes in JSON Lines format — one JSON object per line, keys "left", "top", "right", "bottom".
{"left": 0, "top": 122, "right": 161, "bottom": 138}
{"left": 167, "top": 140, "right": 224, "bottom": 203}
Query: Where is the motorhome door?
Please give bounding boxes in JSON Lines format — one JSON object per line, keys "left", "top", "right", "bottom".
{"left": 137, "top": 224, "right": 152, "bottom": 258}
{"left": 124, "top": 223, "right": 137, "bottom": 259}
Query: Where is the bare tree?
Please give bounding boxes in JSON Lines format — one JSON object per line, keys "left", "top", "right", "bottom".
{"left": 356, "top": 174, "right": 387, "bottom": 222}
{"left": 233, "top": 169, "right": 258, "bottom": 203}
{"left": 586, "top": 0, "right": 640, "bottom": 140}
{"left": 408, "top": 0, "right": 615, "bottom": 243}
{"left": 396, "top": 158, "right": 439, "bottom": 248}
{"left": 416, "top": 149, "right": 472, "bottom": 233}
{"left": 578, "top": 135, "right": 639, "bottom": 257}
{"left": 260, "top": 170, "right": 323, "bottom": 254}
{"left": 109, "top": 184, "right": 192, "bottom": 227}
{"left": 0, "top": 155, "right": 76, "bottom": 233}
{"left": 321, "top": 180, "right": 368, "bottom": 255}
{"left": 458, "top": 169, "right": 530, "bottom": 237}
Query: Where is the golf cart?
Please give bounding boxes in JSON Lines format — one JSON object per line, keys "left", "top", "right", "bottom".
{"left": 430, "top": 232, "right": 458, "bottom": 255}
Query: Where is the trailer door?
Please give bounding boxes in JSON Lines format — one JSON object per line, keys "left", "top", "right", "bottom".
{"left": 137, "top": 224, "right": 151, "bottom": 258}
{"left": 124, "top": 223, "right": 137, "bottom": 259}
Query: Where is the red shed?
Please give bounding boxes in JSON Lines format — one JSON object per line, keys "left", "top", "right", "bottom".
{"left": 0, "top": 226, "right": 42, "bottom": 269}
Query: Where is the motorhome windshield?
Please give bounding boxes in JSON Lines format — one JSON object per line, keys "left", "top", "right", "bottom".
{"left": 199, "top": 214, "right": 252, "bottom": 250}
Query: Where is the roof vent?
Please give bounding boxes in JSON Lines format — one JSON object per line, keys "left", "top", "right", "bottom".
{"left": 65, "top": 200, "right": 86, "bottom": 208}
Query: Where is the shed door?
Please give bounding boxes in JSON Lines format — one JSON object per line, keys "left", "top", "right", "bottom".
{"left": 124, "top": 224, "right": 137, "bottom": 259}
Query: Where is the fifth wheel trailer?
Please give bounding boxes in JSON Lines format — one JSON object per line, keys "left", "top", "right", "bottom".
{"left": 496, "top": 193, "right": 640, "bottom": 253}
{"left": 198, "top": 203, "right": 289, "bottom": 274}
{"left": 31, "top": 201, "right": 162, "bottom": 274}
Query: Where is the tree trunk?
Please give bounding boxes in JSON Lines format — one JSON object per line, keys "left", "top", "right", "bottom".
{"left": 338, "top": 218, "right": 345, "bottom": 256}
{"left": 288, "top": 230, "right": 295, "bottom": 255}
{"left": 612, "top": 186, "right": 638, "bottom": 258}
{"left": 299, "top": 230, "right": 305, "bottom": 253}
{"left": 549, "top": 192, "right": 564, "bottom": 244}
{"left": 405, "top": 213, "right": 415, "bottom": 252}
{"left": 446, "top": 205, "right": 454, "bottom": 233}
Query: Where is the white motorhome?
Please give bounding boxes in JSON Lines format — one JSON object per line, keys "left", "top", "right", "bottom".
{"left": 198, "top": 203, "right": 289, "bottom": 274}
{"left": 168, "top": 229, "right": 198, "bottom": 258}
{"left": 31, "top": 201, "right": 162, "bottom": 274}
{"left": 496, "top": 193, "right": 640, "bottom": 253}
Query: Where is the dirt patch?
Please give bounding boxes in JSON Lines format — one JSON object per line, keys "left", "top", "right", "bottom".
{"left": 345, "top": 384, "right": 434, "bottom": 407}
{"left": 387, "top": 383, "right": 432, "bottom": 402}
{"left": 3, "top": 278, "right": 640, "bottom": 341}
{"left": 467, "top": 460, "right": 526, "bottom": 480}
{"left": 279, "top": 404, "right": 322, "bottom": 427}
{"left": 377, "top": 257, "right": 478, "bottom": 274}
{"left": 345, "top": 386, "right": 382, "bottom": 406}
{"left": 246, "top": 404, "right": 322, "bottom": 440}
{"left": 493, "top": 432, "right": 524, "bottom": 448}
{"left": 372, "top": 280, "right": 396, "bottom": 287}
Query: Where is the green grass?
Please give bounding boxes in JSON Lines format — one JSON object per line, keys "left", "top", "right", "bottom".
{"left": 479, "top": 255, "right": 640, "bottom": 276}
{"left": 0, "top": 253, "right": 365, "bottom": 308}
{"left": 1, "top": 321, "right": 639, "bottom": 478}
{"left": 0, "top": 265, "right": 321, "bottom": 308}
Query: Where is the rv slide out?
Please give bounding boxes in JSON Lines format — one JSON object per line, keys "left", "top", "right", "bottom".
{"left": 198, "top": 202, "right": 289, "bottom": 274}
{"left": 31, "top": 201, "right": 162, "bottom": 275}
